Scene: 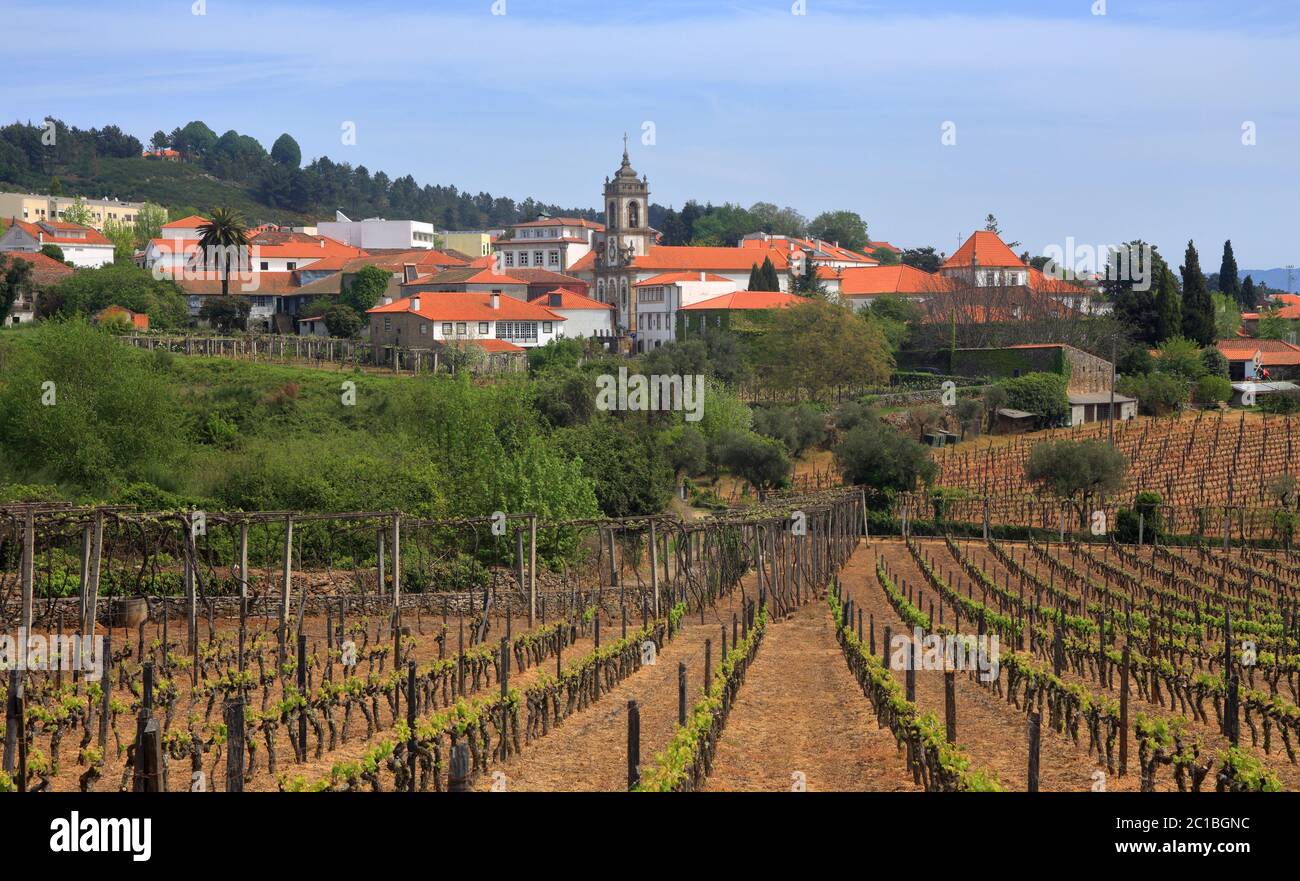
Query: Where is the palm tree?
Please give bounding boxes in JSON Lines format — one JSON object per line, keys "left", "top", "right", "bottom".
{"left": 197, "top": 207, "right": 249, "bottom": 297}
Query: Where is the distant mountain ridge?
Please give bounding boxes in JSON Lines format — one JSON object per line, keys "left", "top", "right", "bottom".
{"left": 1239, "top": 269, "right": 1300, "bottom": 294}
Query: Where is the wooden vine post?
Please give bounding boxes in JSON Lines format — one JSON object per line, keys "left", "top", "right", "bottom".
{"left": 1027, "top": 711, "right": 1041, "bottom": 793}
{"left": 297, "top": 633, "right": 308, "bottom": 761}
{"left": 280, "top": 514, "right": 294, "bottom": 667}
{"left": 392, "top": 513, "right": 402, "bottom": 663}
{"left": 627, "top": 700, "right": 641, "bottom": 791}
{"left": 649, "top": 520, "right": 660, "bottom": 618}
{"left": 225, "top": 697, "right": 245, "bottom": 792}
{"left": 406, "top": 660, "right": 417, "bottom": 792}
{"left": 238, "top": 521, "right": 249, "bottom": 674}
{"left": 678, "top": 661, "right": 687, "bottom": 726}
{"left": 944, "top": 671, "right": 957, "bottom": 744}
{"left": 20, "top": 510, "right": 34, "bottom": 637}
{"left": 448, "top": 743, "right": 471, "bottom": 792}
{"left": 84, "top": 510, "right": 104, "bottom": 638}
{"left": 1119, "top": 642, "right": 1130, "bottom": 776}
{"left": 528, "top": 514, "right": 538, "bottom": 627}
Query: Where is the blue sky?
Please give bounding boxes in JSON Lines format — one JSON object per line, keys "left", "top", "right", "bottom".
{"left": 4, "top": 0, "right": 1300, "bottom": 266}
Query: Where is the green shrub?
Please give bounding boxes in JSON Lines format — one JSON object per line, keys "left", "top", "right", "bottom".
{"left": 1193, "top": 374, "right": 1231, "bottom": 404}
{"left": 996, "top": 372, "right": 1069, "bottom": 428}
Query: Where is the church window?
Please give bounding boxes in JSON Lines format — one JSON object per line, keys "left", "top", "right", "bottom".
{"left": 628, "top": 201, "right": 640, "bottom": 228}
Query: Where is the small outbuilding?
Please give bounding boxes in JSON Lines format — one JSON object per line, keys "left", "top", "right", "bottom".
{"left": 1067, "top": 392, "right": 1137, "bottom": 427}
{"left": 993, "top": 408, "right": 1036, "bottom": 435}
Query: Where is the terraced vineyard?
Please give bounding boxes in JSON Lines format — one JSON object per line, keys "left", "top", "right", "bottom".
{"left": 928, "top": 412, "right": 1300, "bottom": 531}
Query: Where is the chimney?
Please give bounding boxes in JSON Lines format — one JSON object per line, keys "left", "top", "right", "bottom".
{"left": 491, "top": 290, "right": 501, "bottom": 310}
{"left": 410, "top": 295, "right": 421, "bottom": 312}
{"left": 699, "top": 271, "right": 705, "bottom": 282}
{"left": 403, "top": 263, "right": 417, "bottom": 283}
{"left": 382, "top": 296, "right": 393, "bottom": 306}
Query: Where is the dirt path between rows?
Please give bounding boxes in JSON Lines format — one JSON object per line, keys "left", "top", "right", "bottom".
{"left": 705, "top": 600, "right": 918, "bottom": 792}
{"left": 849, "top": 542, "right": 1144, "bottom": 791}
{"left": 475, "top": 620, "right": 721, "bottom": 791}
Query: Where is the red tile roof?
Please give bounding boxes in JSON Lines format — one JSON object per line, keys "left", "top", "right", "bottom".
{"left": 680, "top": 290, "right": 804, "bottom": 311}
{"left": 12, "top": 219, "right": 111, "bottom": 246}
{"left": 635, "top": 271, "right": 733, "bottom": 286}
{"left": 942, "top": 231, "right": 1024, "bottom": 269}
{"left": 502, "top": 268, "right": 588, "bottom": 287}
{"left": 247, "top": 231, "right": 367, "bottom": 261}
{"left": 838, "top": 264, "right": 952, "bottom": 297}
{"left": 2, "top": 251, "right": 75, "bottom": 284}
{"left": 368, "top": 292, "right": 565, "bottom": 322}
{"left": 528, "top": 288, "right": 613, "bottom": 310}
{"left": 400, "top": 267, "right": 528, "bottom": 287}
{"left": 740, "top": 235, "right": 875, "bottom": 265}
{"left": 168, "top": 271, "right": 305, "bottom": 295}
{"left": 569, "top": 245, "right": 791, "bottom": 274}
{"left": 1218, "top": 339, "right": 1300, "bottom": 366}
{"left": 163, "top": 215, "right": 210, "bottom": 230}
{"left": 511, "top": 217, "right": 604, "bottom": 230}
{"left": 464, "top": 338, "right": 526, "bottom": 353}
{"left": 1244, "top": 305, "right": 1300, "bottom": 320}
{"left": 1028, "top": 267, "right": 1089, "bottom": 294}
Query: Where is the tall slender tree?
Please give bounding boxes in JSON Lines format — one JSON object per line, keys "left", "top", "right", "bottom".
{"left": 1241, "top": 275, "right": 1259, "bottom": 311}
{"left": 197, "top": 207, "right": 249, "bottom": 297}
{"left": 1180, "top": 240, "right": 1215, "bottom": 345}
{"left": 1218, "top": 240, "right": 1240, "bottom": 305}
{"left": 1153, "top": 264, "right": 1182, "bottom": 343}
{"left": 748, "top": 257, "right": 781, "bottom": 292}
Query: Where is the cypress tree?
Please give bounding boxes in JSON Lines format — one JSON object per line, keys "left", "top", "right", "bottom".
{"left": 1241, "top": 275, "right": 1258, "bottom": 311}
{"left": 761, "top": 256, "right": 781, "bottom": 291}
{"left": 1218, "top": 240, "right": 1240, "bottom": 305}
{"left": 747, "top": 262, "right": 762, "bottom": 291}
{"left": 1153, "top": 265, "right": 1182, "bottom": 343}
{"left": 1180, "top": 240, "right": 1216, "bottom": 345}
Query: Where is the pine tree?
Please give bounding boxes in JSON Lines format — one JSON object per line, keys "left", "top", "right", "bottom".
{"left": 1153, "top": 265, "right": 1182, "bottom": 343}
{"left": 1180, "top": 240, "right": 1216, "bottom": 345}
{"left": 1218, "top": 240, "right": 1240, "bottom": 305}
{"left": 1241, "top": 275, "right": 1258, "bottom": 311}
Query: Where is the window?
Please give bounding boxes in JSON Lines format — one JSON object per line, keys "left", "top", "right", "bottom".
{"left": 504, "top": 252, "right": 514, "bottom": 267}
{"left": 628, "top": 201, "right": 640, "bottom": 228}
{"left": 442, "top": 322, "right": 453, "bottom": 335}
{"left": 478, "top": 322, "right": 489, "bottom": 334}
{"left": 384, "top": 317, "right": 392, "bottom": 331}
{"left": 533, "top": 251, "right": 543, "bottom": 266}
{"left": 456, "top": 322, "right": 467, "bottom": 335}
{"left": 496, "top": 321, "right": 538, "bottom": 341}
{"left": 519, "top": 252, "right": 529, "bottom": 266}
{"left": 420, "top": 323, "right": 427, "bottom": 335}
{"left": 548, "top": 251, "right": 559, "bottom": 266}
{"left": 542, "top": 321, "right": 552, "bottom": 333}
{"left": 260, "top": 261, "right": 269, "bottom": 271}
{"left": 286, "top": 262, "right": 297, "bottom": 270}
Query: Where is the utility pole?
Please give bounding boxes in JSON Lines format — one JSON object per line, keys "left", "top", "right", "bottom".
{"left": 1109, "top": 333, "right": 1117, "bottom": 447}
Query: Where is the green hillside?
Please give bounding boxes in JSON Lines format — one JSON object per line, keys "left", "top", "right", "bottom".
{"left": 2, "top": 156, "right": 316, "bottom": 226}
